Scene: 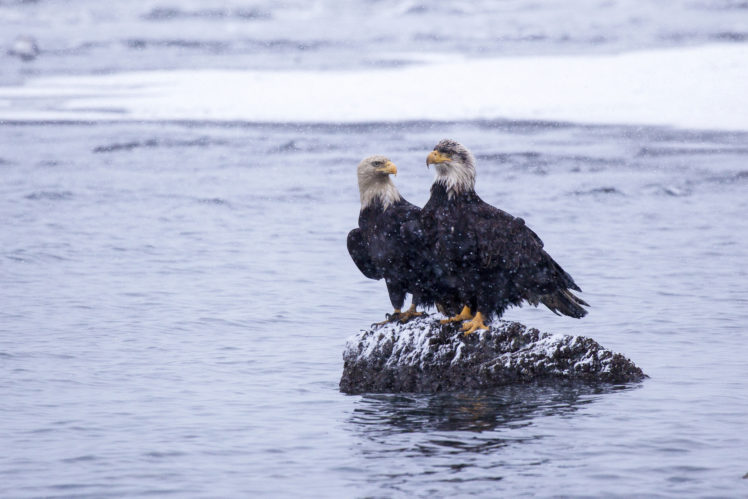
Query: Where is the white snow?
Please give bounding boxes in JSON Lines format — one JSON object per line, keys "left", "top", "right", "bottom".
{"left": 343, "top": 317, "right": 634, "bottom": 388}
{"left": 451, "top": 342, "right": 464, "bottom": 366}
{"left": 1, "top": 44, "right": 748, "bottom": 130}
{"left": 345, "top": 319, "right": 454, "bottom": 368}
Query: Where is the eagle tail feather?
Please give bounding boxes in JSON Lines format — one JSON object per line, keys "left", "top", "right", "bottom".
{"left": 540, "top": 289, "right": 588, "bottom": 318}
{"left": 555, "top": 262, "right": 582, "bottom": 292}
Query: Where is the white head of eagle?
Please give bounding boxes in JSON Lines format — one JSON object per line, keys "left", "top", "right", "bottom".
{"left": 356, "top": 155, "right": 401, "bottom": 210}
{"left": 426, "top": 139, "right": 477, "bottom": 197}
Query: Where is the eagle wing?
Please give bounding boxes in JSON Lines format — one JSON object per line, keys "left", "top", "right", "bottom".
{"left": 472, "top": 199, "right": 586, "bottom": 314}
{"left": 472, "top": 202, "right": 544, "bottom": 270}
{"left": 347, "top": 228, "right": 381, "bottom": 280}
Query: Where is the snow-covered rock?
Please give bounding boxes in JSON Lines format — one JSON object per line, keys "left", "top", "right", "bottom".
{"left": 340, "top": 316, "right": 645, "bottom": 394}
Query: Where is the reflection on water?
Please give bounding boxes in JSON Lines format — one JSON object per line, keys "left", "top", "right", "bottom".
{"left": 347, "top": 384, "right": 638, "bottom": 493}
{"left": 351, "top": 383, "right": 627, "bottom": 435}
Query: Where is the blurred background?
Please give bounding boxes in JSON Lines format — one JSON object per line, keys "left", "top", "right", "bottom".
{"left": 1, "top": 1, "right": 747, "bottom": 497}
{"left": 3, "top": 0, "right": 748, "bottom": 80}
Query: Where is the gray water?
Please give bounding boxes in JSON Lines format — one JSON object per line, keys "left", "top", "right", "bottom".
{"left": 2, "top": 1, "right": 748, "bottom": 497}
{"left": 3, "top": 121, "right": 747, "bottom": 497}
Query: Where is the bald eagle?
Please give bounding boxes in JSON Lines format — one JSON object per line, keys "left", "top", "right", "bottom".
{"left": 347, "top": 155, "right": 435, "bottom": 323}
{"left": 423, "top": 139, "right": 589, "bottom": 334}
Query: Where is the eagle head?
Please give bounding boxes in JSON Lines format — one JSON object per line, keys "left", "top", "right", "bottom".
{"left": 426, "top": 139, "right": 476, "bottom": 195}
{"left": 356, "top": 155, "right": 401, "bottom": 210}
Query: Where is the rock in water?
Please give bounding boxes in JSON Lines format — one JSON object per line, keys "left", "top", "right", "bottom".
{"left": 340, "top": 316, "right": 645, "bottom": 394}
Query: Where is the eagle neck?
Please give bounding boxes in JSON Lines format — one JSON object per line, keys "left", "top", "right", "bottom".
{"left": 434, "top": 164, "right": 475, "bottom": 199}
{"left": 434, "top": 178, "right": 475, "bottom": 200}
{"left": 429, "top": 182, "right": 474, "bottom": 204}
{"left": 360, "top": 179, "right": 401, "bottom": 211}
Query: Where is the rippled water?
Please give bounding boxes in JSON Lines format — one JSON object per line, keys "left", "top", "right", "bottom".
{"left": 2, "top": 120, "right": 747, "bottom": 496}
{"left": 2, "top": 0, "right": 748, "bottom": 496}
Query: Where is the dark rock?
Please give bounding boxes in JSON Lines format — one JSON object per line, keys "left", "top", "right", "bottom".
{"left": 340, "top": 316, "right": 645, "bottom": 394}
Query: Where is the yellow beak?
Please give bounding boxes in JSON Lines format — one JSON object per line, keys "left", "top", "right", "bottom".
{"left": 426, "top": 150, "right": 450, "bottom": 167}
{"left": 376, "top": 161, "right": 398, "bottom": 176}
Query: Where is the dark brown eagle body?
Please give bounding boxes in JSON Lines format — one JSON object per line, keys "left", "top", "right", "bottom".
{"left": 422, "top": 140, "right": 588, "bottom": 322}
{"left": 421, "top": 182, "right": 586, "bottom": 319}
{"left": 347, "top": 155, "right": 450, "bottom": 321}
{"left": 348, "top": 196, "right": 437, "bottom": 311}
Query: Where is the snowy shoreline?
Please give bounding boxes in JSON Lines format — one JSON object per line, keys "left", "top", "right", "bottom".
{"left": 1, "top": 43, "right": 747, "bottom": 131}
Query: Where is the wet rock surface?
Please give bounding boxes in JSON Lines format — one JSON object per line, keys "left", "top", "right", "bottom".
{"left": 340, "top": 316, "right": 645, "bottom": 394}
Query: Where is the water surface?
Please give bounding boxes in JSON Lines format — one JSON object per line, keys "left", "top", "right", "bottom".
{"left": 2, "top": 120, "right": 747, "bottom": 496}
{"left": 2, "top": 0, "right": 748, "bottom": 496}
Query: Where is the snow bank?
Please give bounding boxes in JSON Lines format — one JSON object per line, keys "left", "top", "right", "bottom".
{"left": 1, "top": 44, "right": 747, "bottom": 130}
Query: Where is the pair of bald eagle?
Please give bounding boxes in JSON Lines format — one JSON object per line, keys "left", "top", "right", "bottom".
{"left": 347, "top": 139, "right": 588, "bottom": 335}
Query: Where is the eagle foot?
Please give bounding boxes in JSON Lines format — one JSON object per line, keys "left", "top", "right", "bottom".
{"left": 461, "top": 312, "right": 490, "bottom": 335}
{"left": 372, "top": 309, "right": 403, "bottom": 327}
{"left": 398, "top": 305, "right": 424, "bottom": 324}
{"left": 440, "top": 305, "right": 473, "bottom": 324}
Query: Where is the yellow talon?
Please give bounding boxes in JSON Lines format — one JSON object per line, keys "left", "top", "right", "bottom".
{"left": 373, "top": 308, "right": 401, "bottom": 326}
{"left": 440, "top": 305, "right": 473, "bottom": 324}
{"left": 398, "top": 304, "right": 424, "bottom": 323}
{"left": 461, "top": 312, "right": 490, "bottom": 335}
